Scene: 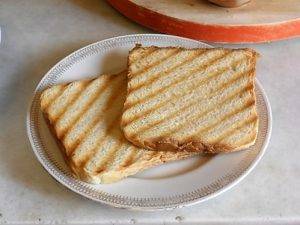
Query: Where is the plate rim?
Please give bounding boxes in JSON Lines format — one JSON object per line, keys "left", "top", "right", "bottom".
{"left": 26, "top": 33, "right": 272, "bottom": 210}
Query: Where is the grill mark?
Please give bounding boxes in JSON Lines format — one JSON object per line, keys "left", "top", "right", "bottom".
{"left": 65, "top": 80, "right": 125, "bottom": 153}
{"left": 41, "top": 85, "right": 67, "bottom": 111}
{"left": 129, "top": 50, "right": 207, "bottom": 92}
{"left": 126, "top": 66, "right": 252, "bottom": 136}
{"left": 166, "top": 89, "right": 255, "bottom": 138}
{"left": 58, "top": 75, "right": 119, "bottom": 139}
{"left": 129, "top": 82, "right": 253, "bottom": 140}
{"left": 54, "top": 80, "right": 91, "bottom": 124}
{"left": 68, "top": 107, "right": 121, "bottom": 157}
{"left": 213, "top": 115, "right": 258, "bottom": 144}
{"left": 183, "top": 99, "right": 255, "bottom": 142}
{"left": 124, "top": 51, "right": 237, "bottom": 116}
{"left": 130, "top": 49, "right": 181, "bottom": 79}
{"left": 130, "top": 148, "right": 146, "bottom": 164}
{"left": 105, "top": 145, "right": 134, "bottom": 171}
{"left": 52, "top": 82, "right": 89, "bottom": 122}
{"left": 44, "top": 85, "right": 69, "bottom": 113}
{"left": 120, "top": 147, "right": 138, "bottom": 168}
{"left": 129, "top": 50, "right": 228, "bottom": 96}
{"left": 231, "top": 58, "right": 245, "bottom": 69}
{"left": 103, "top": 146, "right": 129, "bottom": 171}
{"left": 93, "top": 140, "right": 125, "bottom": 174}
{"left": 123, "top": 64, "right": 235, "bottom": 127}
{"left": 129, "top": 48, "right": 158, "bottom": 64}
{"left": 71, "top": 114, "right": 121, "bottom": 165}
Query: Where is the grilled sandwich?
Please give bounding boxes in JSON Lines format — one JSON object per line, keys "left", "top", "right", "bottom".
{"left": 121, "top": 46, "right": 259, "bottom": 153}
{"left": 40, "top": 71, "right": 197, "bottom": 184}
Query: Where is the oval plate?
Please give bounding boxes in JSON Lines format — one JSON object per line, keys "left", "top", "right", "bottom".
{"left": 26, "top": 34, "right": 272, "bottom": 210}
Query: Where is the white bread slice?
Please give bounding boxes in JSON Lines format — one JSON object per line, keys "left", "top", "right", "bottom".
{"left": 121, "top": 46, "right": 259, "bottom": 153}
{"left": 40, "top": 71, "right": 197, "bottom": 184}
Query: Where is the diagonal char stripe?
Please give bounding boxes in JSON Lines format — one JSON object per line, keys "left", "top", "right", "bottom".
{"left": 125, "top": 51, "right": 230, "bottom": 110}
{"left": 131, "top": 81, "right": 253, "bottom": 140}
{"left": 123, "top": 57, "right": 245, "bottom": 127}
{"left": 41, "top": 84, "right": 67, "bottom": 111}
{"left": 123, "top": 66, "right": 227, "bottom": 127}
{"left": 128, "top": 50, "right": 207, "bottom": 93}
{"left": 72, "top": 113, "right": 122, "bottom": 166}
{"left": 125, "top": 53, "right": 228, "bottom": 112}
{"left": 107, "top": 145, "right": 137, "bottom": 170}
{"left": 119, "top": 147, "right": 139, "bottom": 168}
{"left": 182, "top": 99, "right": 255, "bottom": 142}
{"left": 129, "top": 47, "right": 157, "bottom": 64}
{"left": 93, "top": 140, "right": 125, "bottom": 174}
{"left": 130, "top": 148, "right": 148, "bottom": 162}
{"left": 214, "top": 116, "right": 258, "bottom": 144}
{"left": 48, "top": 82, "right": 88, "bottom": 122}
{"left": 65, "top": 78, "right": 125, "bottom": 154}
{"left": 167, "top": 88, "right": 255, "bottom": 139}
{"left": 129, "top": 48, "right": 181, "bottom": 78}
{"left": 53, "top": 81, "right": 90, "bottom": 123}
{"left": 40, "top": 71, "right": 200, "bottom": 183}
{"left": 128, "top": 50, "right": 208, "bottom": 92}
{"left": 127, "top": 77, "right": 249, "bottom": 139}
{"left": 55, "top": 83, "right": 89, "bottom": 122}
{"left": 129, "top": 50, "right": 226, "bottom": 95}
{"left": 56, "top": 75, "right": 119, "bottom": 139}
{"left": 125, "top": 65, "right": 252, "bottom": 135}
{"left": 122, "top": 48, "right": 259, "bottom": 153}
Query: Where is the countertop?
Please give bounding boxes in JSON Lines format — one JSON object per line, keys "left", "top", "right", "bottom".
{"left": 0, "top": 0, "right": 299, "bottom": 224}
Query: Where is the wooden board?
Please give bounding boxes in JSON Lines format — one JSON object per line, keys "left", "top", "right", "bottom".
{"left": 107, "top": 0, "right": 300, "bottom": 43}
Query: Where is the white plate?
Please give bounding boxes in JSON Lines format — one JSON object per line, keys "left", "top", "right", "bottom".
{"left": 26, "top": 34, "right": 272, "bottom": 210}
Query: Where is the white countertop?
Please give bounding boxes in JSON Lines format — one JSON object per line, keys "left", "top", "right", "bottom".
{"left": 0, "top": 0, "right": 299, "bottom": 224}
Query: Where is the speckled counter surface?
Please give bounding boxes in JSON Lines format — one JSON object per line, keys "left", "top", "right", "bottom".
{"left": 0, "top": 1, "right": 299, "bottom": 224}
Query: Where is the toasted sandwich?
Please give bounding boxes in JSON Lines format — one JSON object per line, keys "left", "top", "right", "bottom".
{"left": 121, "top": 46, "right": 259, "bottom": 153}
{"left": 40, "top": 71, "right": 197, "bottom": 184}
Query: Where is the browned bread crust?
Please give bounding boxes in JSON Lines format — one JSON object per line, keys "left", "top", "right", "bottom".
{"left": 40, "top": 72, "right": 197, "bottom": 183}
{"left": 122, "top": 46, "right": 259, "bottom": 153}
